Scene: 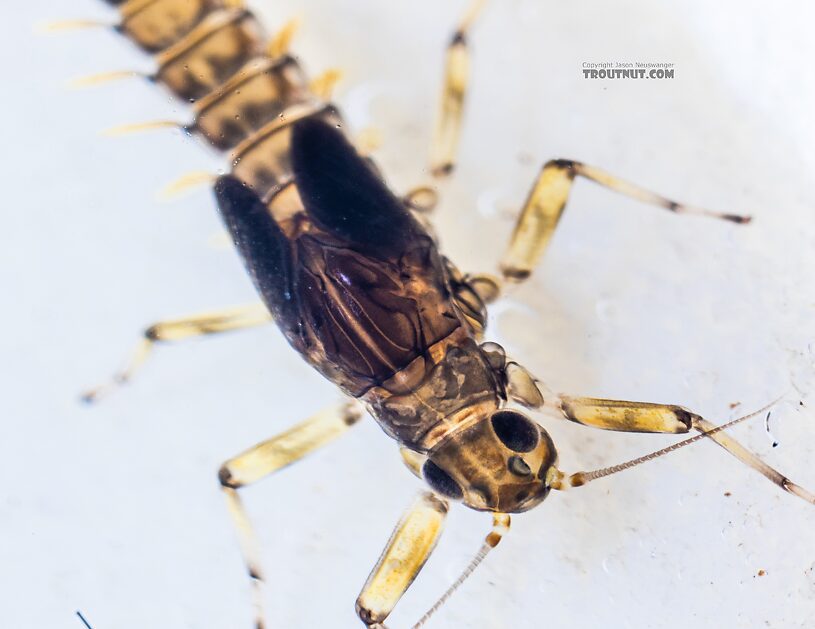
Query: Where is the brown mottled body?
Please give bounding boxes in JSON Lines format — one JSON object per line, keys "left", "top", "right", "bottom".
{"left": 95, "top": 1, "right": 508, "bottom": 457}
{"left": 74, "top": 3, "right": 813, "bottom": 628}
{"left": 97, "top": 0, "right": 509, "bottom": 458}
{"left": 216, "top": 120, "right": 505, "bottom": 456}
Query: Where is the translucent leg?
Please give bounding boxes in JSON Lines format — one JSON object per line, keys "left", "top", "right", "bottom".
{"left": 356, "top": 492, "right": 449, "bottom": 627}
{"left": 81, "top": 303, "right": 271, "bottom": 403}
{"left": 549, "top": 396, "right": 814, "bottom": 505}
{"left": 220, "top": 401, "right": 363, "bottom": 629}
{"left": 356, "top": 497, "right": 510, "bottom": 629}
{"left": 691, "top": 415, "right": 815, "bottom": 504}
{"left": 429, "top": 0, "right": 485, "bottom": 177}
{"left": 407, "top": 0, "right": 485, "bottom": 217}
{"left": 555, "top": 396, "right": 695, "bottom": 434}
{"left": 500, "top": 159, "right": 750, "bottom": 282}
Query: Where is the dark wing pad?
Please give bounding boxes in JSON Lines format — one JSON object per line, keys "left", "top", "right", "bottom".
{"left": 214, "top": 176, "right": 302, "bottom": 345}
{"left": 290, "top": 117, "right": 419, "bottom": 252}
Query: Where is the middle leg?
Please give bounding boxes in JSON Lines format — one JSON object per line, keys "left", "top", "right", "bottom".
{"left": 219, "top": 400, "right": 364, "bottom": 629}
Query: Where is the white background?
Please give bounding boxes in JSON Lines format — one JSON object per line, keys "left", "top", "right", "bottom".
{"left": 3, "top": 1, "right": 815, "bottom": 628}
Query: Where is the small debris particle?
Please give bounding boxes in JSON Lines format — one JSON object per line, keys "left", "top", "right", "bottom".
{"left": 729, "top": 402, "right": 741, "bottom": 409}
{"left": 757, "top": 569, "right": 766, "bottom": 577}
{"left": 516, "top": 151, "right": 534, "bottom": 165}
{"left": 724, "top": 491, "right": 732, "bottom": 497}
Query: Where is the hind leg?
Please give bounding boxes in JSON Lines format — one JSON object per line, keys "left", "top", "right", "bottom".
{"left": 402, "top": 0, "right": 486, "bottom": 216}
{"left": 82, "top": 303, "right": 271, "bottom": 403}
{"left": 428, "top": 0, "right": 486, "bottom": 179}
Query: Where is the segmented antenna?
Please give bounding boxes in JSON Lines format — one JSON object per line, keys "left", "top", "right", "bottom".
{"left": 413, "top": 513, "right": 510, "bottom": 628}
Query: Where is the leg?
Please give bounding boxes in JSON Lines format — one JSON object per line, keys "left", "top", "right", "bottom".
{"left": 356, "top": 492, "right": 448, "bottom": 628}
{"left": 401, "top": 0, "right": 485, "bottom": 213}
{"left": 690, "top": 415, "right": 815, "bottom": 504}
{"left": 220, "top": 401, "right": 363, "bottom": 629}
{"left": 443, "top": 257, "right": 502, "bottom": 339}
{"left": 547, "top": 395, "right": 815, "bottom": 505}
{"left": 500, "top": 159, "right": 750, "bottom": 282}
{"left": 555, "top": 396, "right": 695, "bottom": 434}
{"left": 428, "top": 0, "right": 485, "bottom": 178}
{"left": 356, "top": 498, "right": 509, "bottom": 629}
{"left": 82, "top": 303, "right": 271, "bottom": 403}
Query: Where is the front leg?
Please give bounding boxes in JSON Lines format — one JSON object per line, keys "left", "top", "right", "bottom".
{"left": 356, "top": 492, "right": 449, "bottom": 628}
{"left": 357, "top": 498, "right": 510, "bottom": 629}
{"left": 492, "top": 355, "right": 814, "bottom": 505}
{"left": 550, "top": 395, "right": 815, "bottom": 504}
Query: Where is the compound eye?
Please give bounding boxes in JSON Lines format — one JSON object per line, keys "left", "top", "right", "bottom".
{"left": 422, "top": 460, "right": 463, "bottom": 500}
{"left": 491, "top": 410, "right": 539, "bottom": 452}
